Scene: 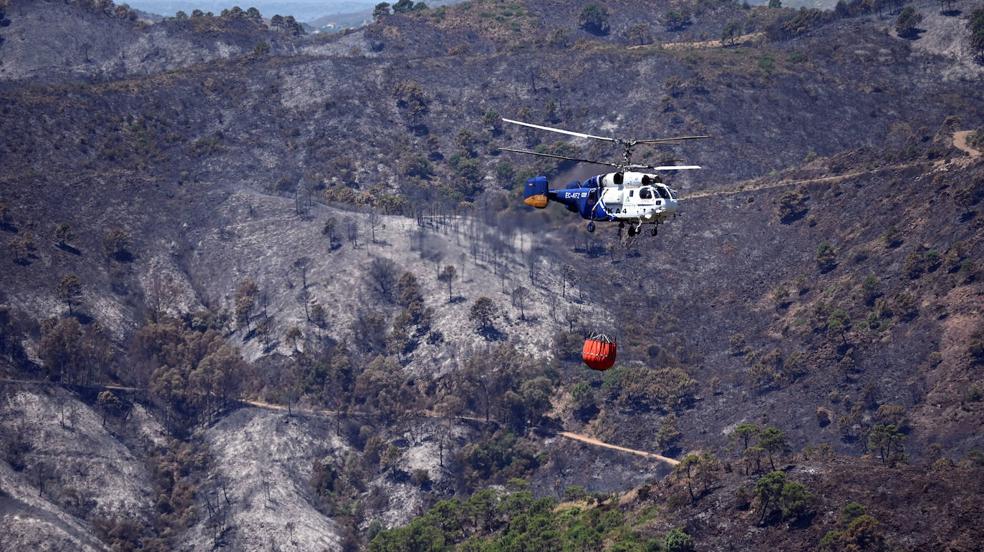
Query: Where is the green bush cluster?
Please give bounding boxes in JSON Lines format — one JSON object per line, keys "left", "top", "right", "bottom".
{"left": 602, "top": 365, "right": 698, "bottom": 411}
{"left": 820, "top": 503, "right": 885, "bottom": 551}
{"left": 370, "top": 487, "right": 685, "bottom": 551}
{"left": 754, "top": 471, "right": 814, "bottom": 524}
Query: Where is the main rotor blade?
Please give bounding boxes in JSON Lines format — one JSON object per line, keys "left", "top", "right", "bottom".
{"left": 634, "top": 135, "right": 711, "bottom": 144}
{"left": 630, "top": 164, "right": 703, "bottom": 171}
{"left": 498, "top": 147, "right": 620, "bottom": 168}
{"left": 501, "top": 118, "right": 618, "bottom": 143}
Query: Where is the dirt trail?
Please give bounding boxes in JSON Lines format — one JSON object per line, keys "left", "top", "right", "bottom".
{"left": 0, "top": 377, "right": 142, "bottom": 392}
{"left": 682, "top": 161, "right": 927, "bottom": 201}
{"left": 628, "top": 32, "right": 764, "bottom": 52}
{"left": 243, "top": 400, "right": 679, "bottom": 465}
{"left": 558, "top": 431, "right": 680, "bottom": 466}
{"left": 953, "top": 130, "right": 981, "bottom": 158}
{"left": 3, "top": 381, "right": 680, "bottom": 466}
{"left": 243, "top": 398, "right": 679, "bottom": 465}
{"left": 686, "top": 134, "right": 983, "bottom": 201}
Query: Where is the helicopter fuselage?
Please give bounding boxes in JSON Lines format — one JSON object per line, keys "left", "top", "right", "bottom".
{"left": 527, "top": 171, "right": 679, "bottom": 228}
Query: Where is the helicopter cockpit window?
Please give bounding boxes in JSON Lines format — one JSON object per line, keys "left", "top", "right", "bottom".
{"left": 639, "top": 188, "right": 653, "bottom": 200}
{"left": 655, "top": 186, "right": 670, "bottom": 199}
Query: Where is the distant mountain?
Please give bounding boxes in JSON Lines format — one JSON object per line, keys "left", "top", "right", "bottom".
{"left": 305, "top": 8, "right": 373, "bottom": 31}
{"left": 126, "top": 0, "right": 377, "bottom": 20}
{"left": 305, "top": 0, "right": 468, "bottom": 31}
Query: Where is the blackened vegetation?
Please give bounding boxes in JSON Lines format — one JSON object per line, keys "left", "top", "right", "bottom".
{"left": 971, "top": 8, "right": 984, "bottom": 62}
{"left": 0, "top": 5, "right": 9, "bottom": 47}
{"left": 1, "top": 0, "right": 983, "bottom": 549}
{"left": 92, "top": 440, "right": 217, "bottom": 551}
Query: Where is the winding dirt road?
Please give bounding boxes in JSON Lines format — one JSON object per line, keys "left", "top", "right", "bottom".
{"left": 558, "top": 431, "right": 680, "bottom": 465}
{"left": 627, "top": 32, "right": 764, "bottom": 51}
{"left": 0, "top": 379, "right": 680, "bottom": 466}
{"left": 681, "top": 161, "right": 929, "bottom": 201}
{"left": 241, "top": 399, "right": 680, "bottom": 465}
{"left": 953, "top": 130, "right": 982, "bottom": 159}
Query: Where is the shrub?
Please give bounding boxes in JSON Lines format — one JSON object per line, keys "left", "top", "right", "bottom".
{"left": 816, "top": 242, "right": 837, "bottom": 272}
{"left": 840, "top": 502, "right": 866, "bottom": 524}
{"left": 665, "top": 10, "right": 691, "bottom": 31}
{"left": 54, "top": 223, "right": 73, "bottom": 247}
{"left": 39, "top": 317, "right": 110, "bottom": 386}
{"left": 626, "top": 23, "right": 653, "bottom": 45}
{"left": 392, "top": 0, "right": 415, "bottom": 13}
{"left": 861, "top": 275, "right": 881, "bottom": 306}
{"left": 970, "top": 329, "right": 984, "bottom": 364}
{"left": 755, "top": 471, "right": 814, "bottom": 524}
{"left": 972, "top": 8, "right": 984, "bottom": 59}
{"left": 658, "top": 414, "right": 683, "bottom": 450}
{"left": 772, "top": 285, "right": 791, "bottom": 308}
{"left": 603, "top": 366, "right": 697, "bottom": 411}
{"left": 766, "top": 9, "right": 833, "bottom": 41}
{"left": 820, "top": 514, "right": 886, "bottom": 551}
{"left": 8, "top": 233, "right": 36, "bottom": 264}
{"left": 393, "top": 80, "right": 428, "bottom": 119}
{"left": 449, "top": 153, "right": 481, "bottom": 181}
{"left": 564, "top": 485, "right": 589, "bottom": 501}
{"left": 365, "top": 258, "right": 400, "bottom": 304}
{"left": 778, "top": 190, "right": 809, "bottom": 224}
{"left": 495, "top": 162, "right": 515, "bottom": 183}
{"left": 779, "top": 480, "right": 813, "bottom": 520}
{"left": 827, "top": 308, "right": 850, "bottom": 341}
{"left": 102, "top": 227, "right": 132, "bottom": 262}
{"left": 868, "top": 423, "right": 906, "bottom": 466}
{"left": 469, "top": 297, "right": 501, "bottom": 336}
{"left": 458, "top": 431, "right": 542, "bottom": 488}
{"left": 874, "top": 404, "right": 909, "bottom": 431}
{"left": 57, "top": 274, "right": 83, "bottom": 315}
{"left": 893, "top": 292, "right": 918, "bottom": 321}
{"left": 373, "top": 2, "right": 391, "bottom": 19}
{"left": 895, "top": 7, "right": 923, "bottom": 38}
{"left": 816, "top": 407, "right": 833, "bottom": 427}
{"left": 968, "top": 129, "right": 984, "bottom": 149}
{"left": 758, "top": 426, "right": 788, "bottom": 469}
{"left": 721, "top": 21, "right": 741, "bottom": 46}
{"left": 664, "top": 528, "right": 694, "bottom": 552}
{"left": 578, "top": 4, "right": 610, "bottom": 35}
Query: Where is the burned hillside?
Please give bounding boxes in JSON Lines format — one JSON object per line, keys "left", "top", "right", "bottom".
{"left": 1, "top": 0, "right": 983, "bottom": 549}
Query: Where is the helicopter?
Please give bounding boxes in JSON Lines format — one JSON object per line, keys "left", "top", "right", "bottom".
{"left": 499, "top": 118, "right": 708, "bottom": 239}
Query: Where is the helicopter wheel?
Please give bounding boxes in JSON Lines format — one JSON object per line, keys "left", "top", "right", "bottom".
{"left": 586, "top": 222, "right": 596, "bottom": 233}
{"left": 651, "top": 225, "right": 658, "bottom": 237}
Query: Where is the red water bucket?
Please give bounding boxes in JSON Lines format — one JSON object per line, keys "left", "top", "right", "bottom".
{"left": 582, "top": 334, "right": 617, "bottom": 371}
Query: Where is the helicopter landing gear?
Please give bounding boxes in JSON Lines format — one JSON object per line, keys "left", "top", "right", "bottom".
{"left": 621, "top": 223, "right": 641, "bottom": 248}
{"left": 651, "top": 225, "right": 658, "bottom": 237}
{"left": 586, "top": 222, "right": 596, "bottom": 233}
